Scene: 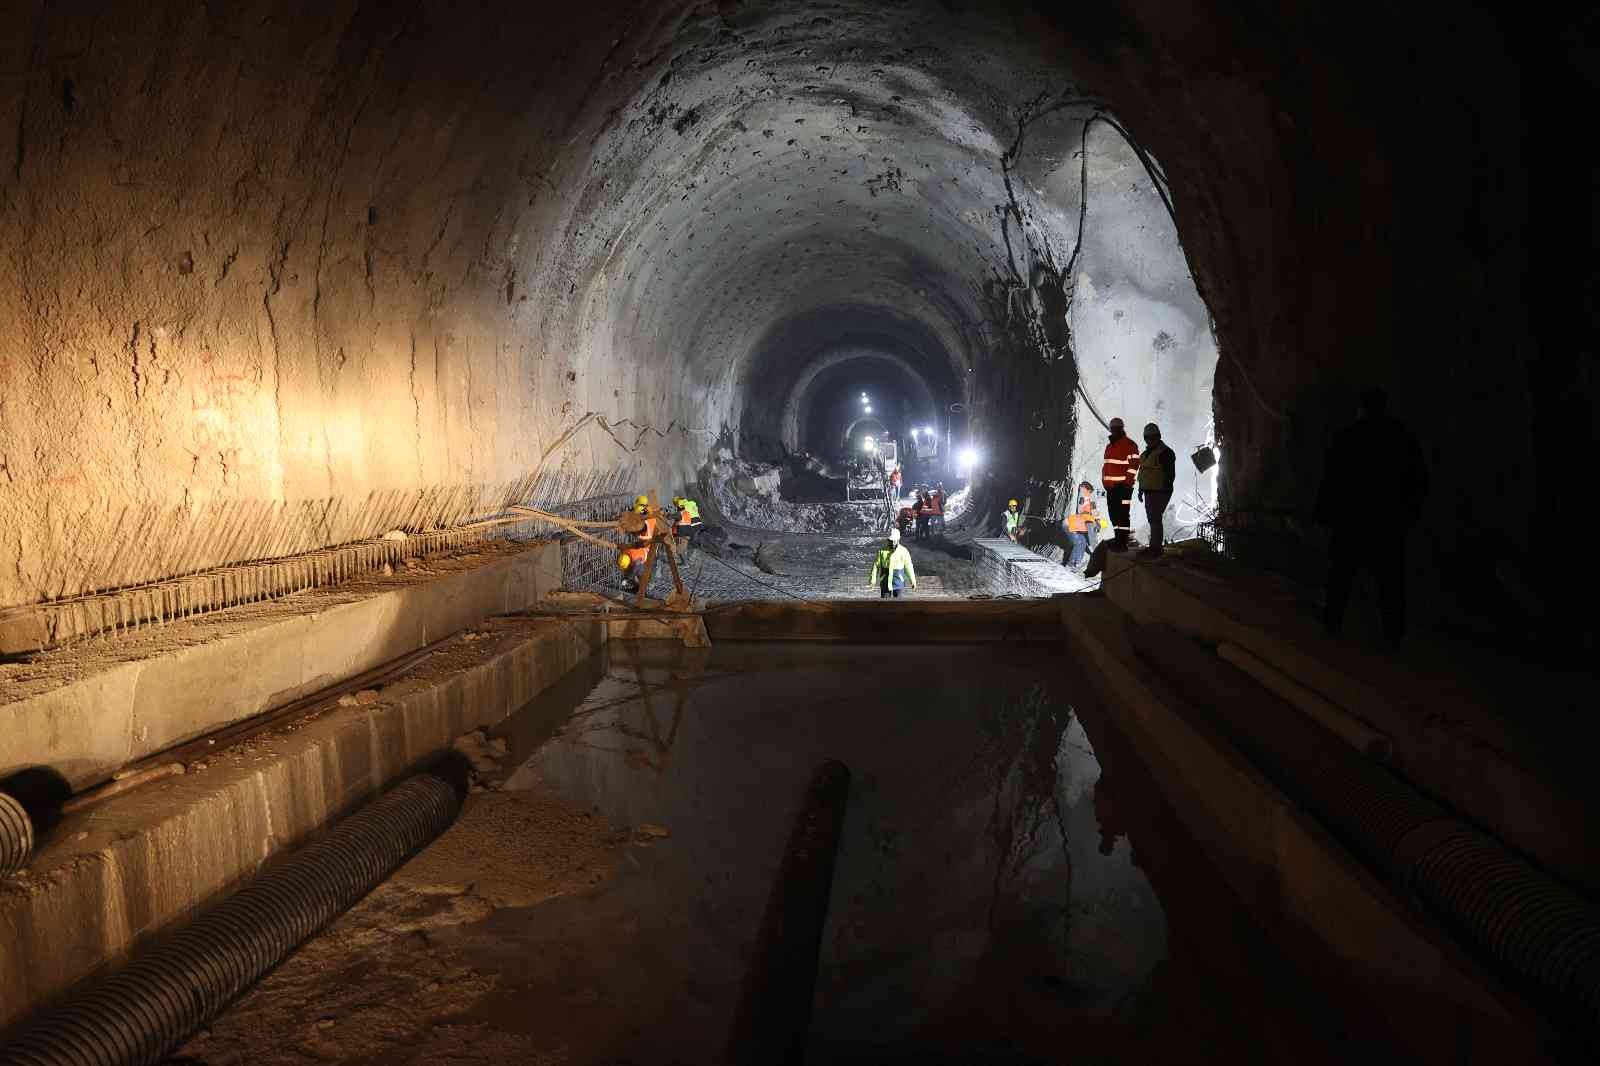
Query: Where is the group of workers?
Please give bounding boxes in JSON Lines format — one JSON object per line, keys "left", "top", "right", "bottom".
{"left": 895, "top": 483, "right": 946, "bottom": 540}
{"left": 1002, "top": 417, "right": 1180, "bottom": 573}
{"left": 616, "top": 493, "right": 702, "bottom": 592}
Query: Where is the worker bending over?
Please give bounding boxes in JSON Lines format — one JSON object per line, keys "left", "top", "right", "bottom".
{"left": 672, "top": 494, "right": 702, "bottom": 553}
{"left": 1063, "top": 482, "right": 1105, "bottom": 572}
{"left": 617, "top": 495, "right": 663, "bottom": 592}
{"left": 1003, "top": 499, "right": 1023, "bottom": 542}
{"left": 869, "top": 528, "right": 918, "bottom": 598}
{"left": 1101, "top": 417, "right": 1141, "bottom": 551}
{"left": 1136, "top": 424, "right": 1177, "bottom": 559}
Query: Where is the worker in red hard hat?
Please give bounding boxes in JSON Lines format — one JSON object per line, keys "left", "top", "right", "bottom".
{"left": 1101, "top": 417, "right": 1141, "bottom": 552}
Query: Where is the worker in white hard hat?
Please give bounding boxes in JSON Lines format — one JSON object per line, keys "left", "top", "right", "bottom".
{"left": 1003, "top": 498, "right": 1023, "bottom": 542}
{"left": 869, "top": 527, "right": 917, "bottom": 599}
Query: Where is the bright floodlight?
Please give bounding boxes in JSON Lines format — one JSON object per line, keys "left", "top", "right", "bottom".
{"left": 958, "top": 446, "right": 980, "bottom": 471}
{"left": 864, "top": 404, "right": 873, "bottom": 413}
{"left": 863, "top": 437, "right": 877, "bottom": 452}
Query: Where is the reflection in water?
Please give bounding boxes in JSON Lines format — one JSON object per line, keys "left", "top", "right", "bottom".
{"left": 495, "top": 642, "right": 1169, "bottom": 1063}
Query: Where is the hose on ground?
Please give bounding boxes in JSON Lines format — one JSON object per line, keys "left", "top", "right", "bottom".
{"left": 0, "top": 770, "right": 462, "bottom": 1066}
{"left": 1131, "top": 622, "right": 1600, "bottom": 1040}
{"left": 0, "top": 792, "right": 31, "bottom": 878}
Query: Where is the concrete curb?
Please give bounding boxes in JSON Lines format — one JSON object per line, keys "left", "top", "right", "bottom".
{"left": 1060, "top": 598, "right": 1545, "bottom": 1065}
{"left": 1100, "top": 551, "right": 1593, "bottom": 893}
{"left": 2, "top": 542, "right": 562, "bottom": 793}
{"left": 0, "top": 615, "right": 604, "bottom": 1034}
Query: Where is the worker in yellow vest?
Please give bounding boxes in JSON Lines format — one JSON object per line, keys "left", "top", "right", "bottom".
{"left": 1136, "top": 423, "right": 1178, "bottom": 558}
{"left": 869, "top": 528, "right": 918, "bottom": 598}
{"left": 1003, "top": 499, "right": 1022, "bottom": 542}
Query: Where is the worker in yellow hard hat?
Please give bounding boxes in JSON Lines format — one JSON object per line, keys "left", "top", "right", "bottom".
{"left": 617, "top": 544, "right": 650, "bottom": 592}
{"left": 671, "top": 494, "right": 703, "bottom": 557}
{"left": 1003, "top": 498, "right": 1023, "bottom": 542}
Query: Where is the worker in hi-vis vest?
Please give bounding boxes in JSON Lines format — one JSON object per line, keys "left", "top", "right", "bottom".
{"left": 1003, "top": 499, "right": 1022, "bottom": 542}
{"left": 869, "top": 528, "right": 917, "bottom": 598}
{"left": 1101, "top": 417, "right": 1141, "bottom": 551}
{"left": 1136, "top": 422, "right": 1178, "bottom": 559}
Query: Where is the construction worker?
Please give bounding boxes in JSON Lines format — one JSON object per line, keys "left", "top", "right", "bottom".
{"left": 1063, "top": 482, "right": 1103, "bottom": 571}
{"left": 617, "top": 544, "right": 650, "bottom": 592}
{"left": 672, "top": 494, "right": 701, "bottom": 524}
{"left": 1136, "top": 423, "right": 1178, "bottom": 559}
{"left": 618, "top": 495, "right": 664, "bottom": 593}
{"left": 1003, "top": 499, "right": 1023, "bottom": 542}
{"left": 869, "top": 528, "right": 917, "bottom": 598}
{"left": 1316, "top": 388, "right": 1427, "bottom": 650}
{"left": 671, "top": 494, "right": 702, "bottom": 556}
{"left": 914, "top": 488, "right": 931, "bottom": 540}
{"left": 1101, "top": 417, "right": 1141, "bottom": 551}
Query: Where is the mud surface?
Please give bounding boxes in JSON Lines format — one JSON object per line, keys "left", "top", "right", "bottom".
{"left": 185, "top": 642, "right": 1363, "bottom": 1065}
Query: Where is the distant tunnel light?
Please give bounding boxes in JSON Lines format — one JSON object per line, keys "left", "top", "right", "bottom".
{"left": 863, "top": 436, "right": 878, "bottom": 452}
{"left": 864, "top": 405, "right": 873, "bottom": 413}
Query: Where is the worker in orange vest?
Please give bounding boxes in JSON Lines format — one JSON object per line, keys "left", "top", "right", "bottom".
{"left": 1101, "top": 417, "right": 1141, "bottom": 551}
{"left": 1063, "top": 481, "right": 1105, "bottom": 572}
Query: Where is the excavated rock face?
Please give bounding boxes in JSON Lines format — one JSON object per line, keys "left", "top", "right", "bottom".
{"left": 0, "top": 1, "right": 1589, "bottom": 621}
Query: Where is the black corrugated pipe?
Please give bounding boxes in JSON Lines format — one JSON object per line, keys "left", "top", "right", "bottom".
{"left": 724, "top": 759, "right": 852, "bottom": 1066}
{"left": 0, "top": 767, "right": 464, "bottom": 1066}
{"left": 0, "top": 793, "right": 31, "bottom": 878}
{"left": 1130, "top": 623, "right": 1600, "bottom": 1043}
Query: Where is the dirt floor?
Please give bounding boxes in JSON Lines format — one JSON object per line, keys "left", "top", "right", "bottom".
{"left": 172, "top": 786, "right": 627, "bottom": 1066}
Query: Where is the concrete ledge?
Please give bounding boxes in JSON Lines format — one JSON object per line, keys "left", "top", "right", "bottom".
{"left": 1100, "top": 551, "right": 1593, "bottom": 892}
{"left": 1, "top": 542, "right": 563, "bottom": 792}
{"left": 1061, "top": 598, "right": 1546, "bottom": 1064}
{"left": 970, "top": 538, "right": 1087, "bottom": 596}
{"left": 0, "top": 613, "right": 605, "bottom": 1034}
{"left": 702, "top": 598, "right": 1064, "bottom": 642}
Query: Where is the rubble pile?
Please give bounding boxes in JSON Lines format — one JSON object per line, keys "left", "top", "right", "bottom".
{"left": 703, "top": 449, "right": 887, "bottom": 533}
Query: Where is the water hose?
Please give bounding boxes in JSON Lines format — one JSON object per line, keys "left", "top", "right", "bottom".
{"left": 1131, "top": 622, "right": 1600, "bottom": 1040}
{"left": 0, "top": 769, "right": 463, "bottom": 1066}
{"left": 0, "top": 793, "right": 31, "bottom": 878}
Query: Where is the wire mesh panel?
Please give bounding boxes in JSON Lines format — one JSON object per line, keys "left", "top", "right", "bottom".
{"left": 547, "top": 493, "right": 634, "bottom": 594}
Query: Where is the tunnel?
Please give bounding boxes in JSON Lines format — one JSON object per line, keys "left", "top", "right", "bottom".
{"left": 1, "top": 1, "right": 1596, "bottom": 1063}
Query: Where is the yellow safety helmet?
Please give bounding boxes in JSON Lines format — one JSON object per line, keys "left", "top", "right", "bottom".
{"left": 618, "top": 552, "right": 634, "bottom": 570}
{"left": 1008, "top": 499, "right": 1018, "bottom": 507}
{"left": 634, "top": 494, "right": 650, "bottom": 507}
{"left": 672, "top": 495, "right": 685, "bottom": 506}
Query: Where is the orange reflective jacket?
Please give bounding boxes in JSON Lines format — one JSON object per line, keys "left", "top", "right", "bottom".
{"left": 1102, "top": 436, "right": 1141, "bottom": 485}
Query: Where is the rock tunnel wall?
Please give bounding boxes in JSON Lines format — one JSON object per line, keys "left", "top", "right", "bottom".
{"left": 0, "top": 0, "right": 699, "bottom": 609}
{"left": 1, "top": 0, "right": 1590, "bottom": 624}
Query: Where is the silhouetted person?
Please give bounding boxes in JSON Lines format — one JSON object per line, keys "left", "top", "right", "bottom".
{"left": 1136, "top": 423, "right": 1177, "bottom": 559}
{"left": 1101, "top": 417, "right": 1140, "bottom": 550}
{"left": 1316, "top": 388, "right": 1428, "bottom": 650}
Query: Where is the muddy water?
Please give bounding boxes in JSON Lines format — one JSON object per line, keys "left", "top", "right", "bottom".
{"left": 448, "top": 640, "right": 1353, "bottom": 1065}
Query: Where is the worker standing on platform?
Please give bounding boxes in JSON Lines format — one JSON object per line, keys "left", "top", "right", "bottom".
{"left": 1102, "top": 417, "right": 1141, "bottom": 551}
{"left": 1136, "top": 424, "right": 1178, "bottom": 559}
{"left": 869, "top": 528, "right": 918, "bottom": 598}
{"left": 1004, "top": 499, "right": 1023, "bottom": 542}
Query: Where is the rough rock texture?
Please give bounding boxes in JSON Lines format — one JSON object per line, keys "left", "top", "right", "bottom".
{"left": 2, "top": 0, "right": 1593, "bottom": 630}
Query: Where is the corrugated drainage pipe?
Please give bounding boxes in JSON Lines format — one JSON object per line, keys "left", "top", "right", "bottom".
{"left": 1132, "top": 623, "right": 1600, "bottom": 1040}
{"left": 0, "top": 792, "right": 31, "bottom": 878}
{"left": 0, "top": 770, "right": 462, "bottom": 1066}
